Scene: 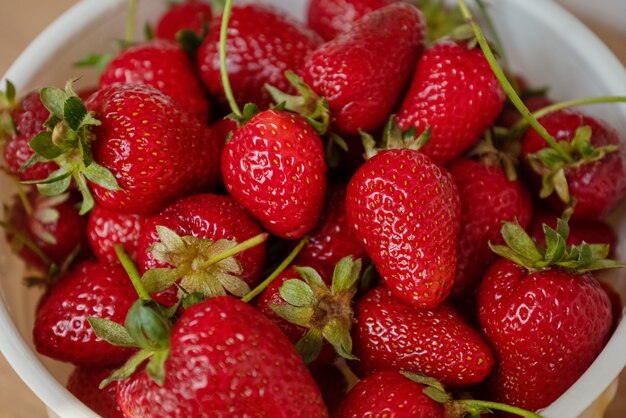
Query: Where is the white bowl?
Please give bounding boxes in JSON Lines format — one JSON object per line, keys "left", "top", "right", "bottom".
{"left": 1, "top": 0, "right": 625, "bottom": 417}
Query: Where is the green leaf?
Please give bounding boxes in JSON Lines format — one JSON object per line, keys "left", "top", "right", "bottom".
{"left": 270, "top": 304, "right": 313, "bottom": 328}
{"left": 331, "top": 256, "right": 362, "bottom": 294}
{"left": 146, "top": 348, "right": 170, "bottom": 386}
{"left": 82, "top": 162, "right": 121, "bottom": 190}
{"left": 40, "top": 87, "right": 67, "bottom": 119}
{"left": 295, "top": 328, "right": 323, "bottom": 365}
{"left": 29, "top": 132, "right": 63, "bottom": 160}
{"left": 142, "top": 268, "right": 181, "bottom": 293}
{"left": 279, "top": 279, "right": 316, "bottom": 307}
{"left": 99, "top": 350, "right": 153, "bottom": 389}
{"left": 500, "top": 222, "right": 543, "bottom": 263}
{"left": 88, "top": 317, "right": 136, "bottom": 347}
{"left": 73, "top": 171, "right": 95, "bottom": 215}
{"left": 322, "top": 317, "right": 357, "bottom": 361}
{"left": 125, "top": 300, "right": 172, "bottom": 351}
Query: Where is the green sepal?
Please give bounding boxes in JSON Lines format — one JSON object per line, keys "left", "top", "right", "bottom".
{"left": 73, "top": 172, "right": 95, "bottom": 215}
{"left": 87, "top": 317, "right": 136, "bottom": 347}
{"left": 543, "top": 224, "right": 566, "bottom": 263}
{"left": 500, "top": 222, "right": 543, "bottom": 262}
{"left": 124, "top": 300, "right": 172, "bottom": 351}
{"left": 181, "top": 292, "right": 206, "bottom": 310}
{"left": 144, "top": 22, "right": 155, "bottom": 41}
{"left": 270, "top": 304, "right": 314, "bottom": 328}
{"left": 36, "top": 173, "right": 72, "bottom": 197}
{"left": 227, "top": 103, "right": 260, "bottom": 127}
{"left": 363, "top": 116, "right": 431, "bottom": 160}
{"left": 142, "top": 268, "right": 181, "bottom": 293}
{"left": 359, "top": 263, "right": 379, "bottom": 295}
{"left": 146, "top": 348, "right": 170, "bottom": 386}
{"left": 99, "top": 349, "right": 153, "bottom": 389}
{"left": 321, "top": 317, "right": 358, "bottom": 361}
{"left": 331, "top": 256, "right": 362, "bottom": 294}
{"left": 74, "top": 53, "right": 114, "bottom": 74}
{"left": 28, "top": 132, "right": 63, "bottom": 160}
{"left": 279, "top": 279, "right": 316, "bottom": 307}
{"left": 424, "top": 386, "right": 452, "bottom": 404}
{"left": 40, "top": 87, "right": 67, "bottom": 119}
{"left": 400, "top": 371, "right": 451, "bottom": 404}
{"left": 81, "top": 162, "right": 121, "bottom": 190}
{"left": 293, "top": 266, "right": 325, "bottom": 288}
{"left": 0, "top": 79, "right": 16, "bottom": 107}
{"left": 176, "top": 17, "right": 209, "bottom": 56}
{"left": 295, "top": 328, "right": 323, "bottom": 365}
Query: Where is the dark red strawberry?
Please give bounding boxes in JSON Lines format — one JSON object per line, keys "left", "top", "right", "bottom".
{"left": 310, "top": 364, "right": 349, "bottom": 415}
{"left": 221, "top": 109, "right": 327, "bottom": 239}
{"left": 115, "top": 296, "right": 329, "bottom": 417}
{"left": 155, "top": 1, "right": 213, "bottom": 41}
{"left": 99, "top": 39, "right": 210, "bottom": 120}
{"left": 351, "top": 286, "right": 494, "bottom": 387}
{"left": 397, "top": 41, "right": 506, "bottom": 165}
{"left": 307, "top": 0, "right": 396, "bottom": 41}
{"left": 301, "top": 2, "right": 424, "bottom": 134}
{"left": 599, "top": 281, "right": 623, "bottom": 334}
{"left": 520, "top": 109, "right": 626, "bottom": 220}
{"left": 87, "top": 205, "right": 145, "bottom": 263}
{"left": 66, "top": 367, "right": 124, "bottom": 418}
{"left": 449, "top": 158, "right": 533, "bottom": 296}
{"left": 33, "top": 261, "right": 137, "bottom": 367}
{"left": 197, "top": 4, "right": 322, "bottom": 110}
{"left": 345, "top": 125, "right": 461, "bottom": 308}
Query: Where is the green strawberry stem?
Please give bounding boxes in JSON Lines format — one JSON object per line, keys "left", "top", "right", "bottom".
{"left": 0, "top": 220, "right": 53, "bottom": 266}
{"left": 455, "top": 399, "right": 543, "bottom": 418}
{"left": 199, "top": 232, "right": 269, "bottom": 269}
{"left": 456, "top": 0, "right": 572, "bottom": 163}
{"left": 125, "top": 0, "right": 138, "bottom": 43}
{"left": 241, "top": 236, "right": 309, "bottom": 303}
{"left": 114, "top": 243, "right": 152, "bottom": 302}
{"left": 219, "top": 0, "right": 242, "bottom": 118}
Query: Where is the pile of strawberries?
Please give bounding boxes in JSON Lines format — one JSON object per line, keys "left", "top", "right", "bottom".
{"left": 1, "top": 0, "right": 625, "bottom": 417}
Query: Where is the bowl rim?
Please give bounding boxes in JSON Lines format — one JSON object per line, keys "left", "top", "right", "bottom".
{"left": 1, "top": 0, "right": 626, "bottom": 417}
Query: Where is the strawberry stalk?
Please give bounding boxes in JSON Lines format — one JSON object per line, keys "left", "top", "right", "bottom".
{"left": 114, "top": 243, "right": 152, "bottom": 301}
{"left": 125, "top": 0, "right": 138, "bottom": 44}
{"left": 199, "top": 232, "right": 269, "bottom": 269}
{"left": 454, "top": 400, "right": 543, "bottom": 418}
{"left": 219, "top": 0, "right": 242, "bottom": 118}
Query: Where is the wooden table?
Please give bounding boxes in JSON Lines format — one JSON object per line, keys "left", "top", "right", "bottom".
{"left": 0, "top": 1, "right": 625, "bottom": 417}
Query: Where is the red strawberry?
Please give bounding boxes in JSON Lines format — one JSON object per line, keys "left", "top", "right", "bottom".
{"left": 197, "top": 4, "right": 322, "bottom": 110}
{"left": 115, "top": 296, "right": 329, "bottom": 417}
{"left": 87, "top": 205, "right": 145, "bottom": 263}
{"left": 599, "top": 281, "right": 623, "bottom": 334}
{"left": 136, "top": 193, "right": 266, "bottom": 302}
{"left": 345, "top": 126, "right": 461, "bottom": 308}
{"left": 99, "top": 39, "right": 210, "bottom": 120}
{"left": 478, "top": 222, "right": 616, "bottom": 411}
{"left": 155, "top": 1, "right": 213, "bottom": 41}
{"left": 33, "top": 261, "right": 137, "bottom": 367}
{"left": 301, "top": 3, "right": 424, "bottom": 134}
{"left": 520, "top": 109, "right": 626, "bottom": 220}
{"left": 310, "top": 364, "right": 349, "bottom": 415}
{"left": 307, "top": 0, "right": 396, "bottom": 41}
{"left": 397, "top": 41, "right": 506, "bottom": 165}
{"left": 221, "top": 109, "right": 327, "bottom": 239}
{"left": 66, "top": 367, "right": 124, "bottom": 418}
{"left": 449, "top": 158, "right": 533, "bottom": 296}
{"left": 351, "top": 286, "right": 494, "bottom": 387}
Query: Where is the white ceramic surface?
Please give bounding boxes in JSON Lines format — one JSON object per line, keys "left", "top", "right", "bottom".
{"left": 1, "top": 1, "right": 625, "bottom": 417}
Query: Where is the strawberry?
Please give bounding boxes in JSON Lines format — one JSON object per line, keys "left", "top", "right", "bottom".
{"left": 478, "top": 221, "right": 617, "bottom": 411}
{"left": 87, "top": 205, "right": 145, "bottom": 263}
{"left": 155, "top": 0, "right": 213, "bottom": 41}
{"left": 221, "top": 109, "right": 327, "bottom": 239}
{"left": 396, "top": 40, "right": 506, "bottom": 165}
{"left": 307, "top": 0, "right": 396, "bottom": 41}
{"left": 345, "top": 123, "right": 461, "bottom": 308}
{"left": 351, "top": 285, "right": 494, "bottom": 387}
{"left": 113, "top": 296, "right": 329, "bottom": 417}
{"left": 310, "top": 364, "right": 349, "bottom": 415}
{"left": 301, "top": 2, "right": 425, "bottom": 135}
{"left": 33, "top": 261, "right": 137, "bottom": 367}
{"left": 66, "top": 367, "right": 124, "bottom": 418}
{"left": 449, "top": 158, "right": 533, "bottom": 296}
{"left": 197, "top": 4, "right": 322, "bottom": 110}
{"left": 99, "top": 39, "right": 211, "bottom": 120}
{"left": 520, "top": 108, "right": 626, "bottom": 220}
{"left": 136, "top": 193, "right": 267, "bottom": 300}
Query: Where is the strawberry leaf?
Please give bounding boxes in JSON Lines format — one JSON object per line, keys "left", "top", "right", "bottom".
{"left": 28, "top": 132, "right": 63, "bottom": 159}
{"left": 40, "top": 87, "right": 67, "bottom": 119}
{"left": 270, "top": 305, "right": 313, "bottom": 328}
{"left": 500, "top": 222, "right": 543, "bottom": 262}
{"left": 146, "top": 348, "right": 170, "bottom": 386}
{"left": 322, "top": 317, "right": 357, "bottom": 361}
{"left": 142, "top": 268, "right": 181, "bottom": 293}
{"left": 82, "top": 162, "right": 122, "bottom": 190}
{"left": 295, "top": 328, "right": 323, "bottom": 365}
{"left": 331, "top": 256, "right": 362, "bottom": 295}
{"left": 423, "top": 386, "right": 451, "bottom": 404}
{"left": 87, "top": 317, "right": 136, "bottom": 347}
{"left": 125, "top": 300, "right": 172, "bottom": 351}
{"left": 294, "top": 266, "right": 325, "bottom": 288}
{"left": 543, "top": 225, "right": 566, "bottom": 263}
{"left": 99, "top": 350, "right": 153, "bottom": 389}
{"left": 280, "top": 279, "right": 316, "bottom": 307}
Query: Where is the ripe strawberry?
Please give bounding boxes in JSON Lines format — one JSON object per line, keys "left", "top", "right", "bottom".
{"left": 345, "top": 125, "right": 461, "bottom": 308}
{"left": 33, "top": 261, "right": 137, "bottom": 367}
{"left": 520, "top": 109, "right": 626, "bottom": 220}
{"left": 197, "top": 4, "right": 322, "bottom": 110}
{"left": 397, "top": 41, "right": 506, "bottom": 165}
{"left": 301, "top": 3, "right": 425, "bottom": 135}
{"left": 310, "top": 364, "right": 349, "bottom": 415}
{"left": 478, "top": 221, "right": 616, "bottom": 411}
{"left": 66, "top": 367, "right": 124, "bottom": 418}
{"left": 449, "top": 158, "right": 533, "bottom": 296}
{"left": 307, "top": 0, "right": 396, "bottom": 41}
{"left": 351, "top": 286, "right": 494, "bottom": 387}
{"left": 87, "top": 205, "right": 145, "bottom": 263}
{"left": 115, "top": 296, "right": 329, "bottom": 417}
{"left": 155, "top": 1, "right": 213, "bottom": 41}
{"left": 99, "top": 39, "right": 210, "bottom": 120}
{"left": 222, "top": 109, "right": 327, "bottom": 239}
{"left": 136, "top": 193, "right": 267, "bottom": 300}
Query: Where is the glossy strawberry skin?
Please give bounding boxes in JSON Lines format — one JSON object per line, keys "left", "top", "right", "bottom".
{"left": 336, "top": 370, "right": 445, "bottom": 418}
{"left": 397, "top": 41, "right": 506, "bottom": 165}
{"left": 307, "top": 0, "right": 397, "bottom": 41}
{"left": 33, "top": 261, "right": 137, "bottom": 367}
{"left": 87, "top": 205, "right": 145, "bottom": 263}
{"left": 116, "top": 296, "right": 329, "bottom": 417}
{"left": 302, "top": 3, "right": 424, "bottom": 135}
{"left": 478, "top": 259, "right": 613, "bottom": 411}
{"left": 99, "top": 39, "right": 210, "bottom": 120}
{"left": 136, "top": 193, "right": 266, "bottom": 287}
{"left": 521, "top": 109, "right": 626, "bottom": 220}
{"left": 449, "top": 158, "right": 533, "bottom": 296}
{"left": 346, "top": 149, "right": 461, "bottom": 308}
{"left": 66, "top": 367, "right": 124, "bottom": 418}
{"left": 197, "top": 4, "right": 322, "bottom": 110}
{"left": 86, "top": 83, "right": 222, "bottom": 215}
{"left": 221, "top": 110, "right": 327, "bottom": 239}
{"left": 155, "top": 1, "right": 213, "bottom": 41}
{"left": 351, "top": 286, "right": 494, "bottom": 387}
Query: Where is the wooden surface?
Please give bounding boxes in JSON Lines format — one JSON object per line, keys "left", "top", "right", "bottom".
{"left": 0, "top": 1, "right": 625, "bottom": 417}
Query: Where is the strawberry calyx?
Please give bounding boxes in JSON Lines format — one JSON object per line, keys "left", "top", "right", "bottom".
{"left": 489, "top": 218, "right": 624, "bottom": 274}
{"left": 19, "top": 79, "right": 121, "bottom": 215}
{"left": 466, "top": 130, "right": 520, "bottom": 181}
{"left": 0, "top": 79, "right": 17, "bottom": 145}
{"left": 270, "top": 256, "right": 362, "bottom": 364}
{"left": 418, "top": 0, "right": 464, "bottom": 44}
{"left": 141, "top": 225, "right": 269, "bottom": 299}
{"left": 362, "top": 116, "right": 430, "bottom": 160}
